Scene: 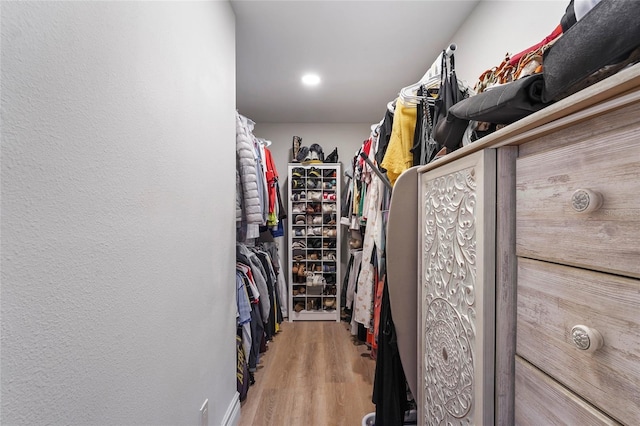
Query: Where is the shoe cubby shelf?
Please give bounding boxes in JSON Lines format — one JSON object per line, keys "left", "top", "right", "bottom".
{"left": 288, "top": 163, "right": 341, "bottom": 321}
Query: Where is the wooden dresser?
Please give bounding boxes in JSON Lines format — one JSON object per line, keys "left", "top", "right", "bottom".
{"left": 409, "top": 63, "right": 640, "bottom": 425}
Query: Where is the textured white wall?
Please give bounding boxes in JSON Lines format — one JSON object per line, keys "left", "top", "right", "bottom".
{"left": 1, "top": 2, "right": 238, "bottom": 425}
{"left": 450, "top": 0, "right": 569, "bottom": 86}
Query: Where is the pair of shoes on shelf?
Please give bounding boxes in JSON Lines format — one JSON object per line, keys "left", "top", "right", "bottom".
{"left": 306, "top": 204, "right": 321, "bottom": 214}
{"left": 292, "top": 240, "right": 306, "bottom": 250}
{"left": 308, "top": 215, "right": 322, "bottom": 225}
{"left": 322, "top": 228, "right": 337, "bottom": 237}
{"left": 291, "top": 192, "right": 306, "bottom": 201}
{"left": 322, "top": 252, "right": 336, "bottom": 261}
{"left": 322, "top": 203, "right": 336, "bottom": 213}
{"left": 307, "top": 179, "right": 321, "bottom": 189}
{"left": 291, "top": 166, "right": 304, "bottom": 177}
{"left": 308, "top": 167, "right": 321, "bottom": 177}
{"left": 307, "top": 226, "right": 323, "bottom": 236}
{"left": 292, "top": 203, "right": 305, "bottom": 213}
{"left": 308, "top": 191, "right": 322, "bottom": 201}
{"left": 324, "top": 298, "right": 336, "bottom": 309}
{"left": 323, "top": 240, "right": 337, "bottom": 249}
{"left": 323, "top": 214, "right": 336, "bottom": 225}
{"left": 294, "top": 302, "right": 305, "bottom": 312}
{"left": 294, "top": 228, "right": 305, "bottom": 237}
{"left": 323, "top": 192, "right": 336, "bottom": 201}
{"left": 308, "top": 239, "right": 322, "bottom": 248}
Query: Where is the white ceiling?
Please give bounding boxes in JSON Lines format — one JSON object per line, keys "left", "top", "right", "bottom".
{"left": 232, "top": 0, "right": 480, "bottom": 124}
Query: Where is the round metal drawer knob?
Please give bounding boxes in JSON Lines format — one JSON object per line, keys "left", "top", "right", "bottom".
{"left": 571, "top": 189, "right": 603, "bottom": 213}
{"left": 571, "top": 325, "right": 604, "bottom": 353}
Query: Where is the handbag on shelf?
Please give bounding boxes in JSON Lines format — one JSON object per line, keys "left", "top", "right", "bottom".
{"left": 542, "top": 0, "right": 640, "bottom": 102}
{"left": 432, "top": 51, "right": 470, "bottom": 152}
{"left": 449, "top": 73, "right": 547, "bottom": 124}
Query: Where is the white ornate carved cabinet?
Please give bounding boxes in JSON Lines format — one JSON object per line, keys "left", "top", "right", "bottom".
{"left": 287, "top": 163, "right": 341, "bottom": 321}
{"left": 417, "top": 150, "right": 496, "bottom": 425}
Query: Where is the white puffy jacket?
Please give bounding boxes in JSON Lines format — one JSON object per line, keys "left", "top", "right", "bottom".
{"left": 236, "top": 114, "right": 263, "bottom": 225}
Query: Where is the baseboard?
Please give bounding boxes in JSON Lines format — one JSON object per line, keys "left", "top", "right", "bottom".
{"left": 222, "top": 392, "right": 241, "bottom": 426}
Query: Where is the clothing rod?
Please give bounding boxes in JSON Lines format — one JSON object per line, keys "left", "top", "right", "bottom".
{"left": 359, "top": 152, "right": 393, "bottom": 193}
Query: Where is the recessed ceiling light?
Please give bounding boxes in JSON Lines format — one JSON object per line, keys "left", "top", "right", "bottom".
{"left": 301, "top": 73, "right": 321, "bottom": 86}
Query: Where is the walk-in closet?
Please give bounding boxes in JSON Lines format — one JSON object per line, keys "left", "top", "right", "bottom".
{"left": 3, "top": 1, "right": 639, "bottom": 425}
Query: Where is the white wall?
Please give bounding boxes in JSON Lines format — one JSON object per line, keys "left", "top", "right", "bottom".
{"left": 451, "top": 0, "right": 569, "bottom": 86}
{"left": 1, "top": 2, "right": 238, "bottom": 425}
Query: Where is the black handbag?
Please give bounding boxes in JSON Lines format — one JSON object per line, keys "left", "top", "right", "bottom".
{"left": 542, "top": 0, "right": 640, "bottom": 102}
{"left": 449, "top": 73, "right": 547, "bottom": 124}
{"left": 433, "top": 52, "right": 470, "bottom": 151}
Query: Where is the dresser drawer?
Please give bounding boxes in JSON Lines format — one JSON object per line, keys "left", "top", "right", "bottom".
{"left": 516, "top": 258, "right": 640, "bottom": 425}
{"left": 516, "top": 133, "right": 640, "bottom": 278}
{"left": 515, "top": 356, "right": 619, "bottom": 425}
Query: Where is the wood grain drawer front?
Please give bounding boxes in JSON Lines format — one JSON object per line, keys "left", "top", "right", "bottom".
{"left": 515, "top": 356, "right": 619, "bottom": 425}
{"left": 516, "top": 258, "right": 640, "bottom": 425}
{"left": 516, "top": 132, "right": 640, "bottom": 279}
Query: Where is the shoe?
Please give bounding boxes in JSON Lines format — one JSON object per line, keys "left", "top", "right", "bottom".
{"left": 312, "top": 216, "right": 322, "bottom": 225}
{"left": 296, "top": 146, "right": 309, "bottom": 162}
{"left": 292, "top": 203, "right": 304, "bottom": 214}
{"left": 295, "top": 214, "right": 306, "bottom": 224}
{"left": 294, "top": 302, "right": 305, "bottom": 312}
{"left": 322, "top": 252, "right": 336, "bottom": 261}
{"left": 322, "top": 228, "right": 336, "bottom": 237}
{"left": 294, "top": 229, "right": 305, "bottom": 237}
{"left": 309, "top": 145, "right": 324, "bottom": 162}
{"left": 324, "top": 298, "right": 336, "bottom": 309}
{"left": 322, "top": 203, "right": 336, "bottom": 213}
{"left": 291, "top": 192, "right": 306, "bottom": 201}
{"left": 323, "top": 192, "right": 336, "bottom": 201}
{"left": 308, "top": 167, "right": 321, "bottom": 177}
{"left": 292, "top": 240, "right": 306, "bottom": 250}
{"left": 306, "top": 180, "right": 318, "bottom": 189}
{"left": 323, "top": 168, "right": 336, "bottom": 177}
{"left": 297, "top": 264, "right": 306, "bottom": 277}
{"left": 292, "top": 263, "right": 299, "bottom": 274}
{"left": 308, "top": 191, "right": 322, "bottom": 201}
{"left": 292, "top": 166, "right": 304, "bottom": 177}
{"left": 322, "top": 181, "right": 334, "bottom": 189}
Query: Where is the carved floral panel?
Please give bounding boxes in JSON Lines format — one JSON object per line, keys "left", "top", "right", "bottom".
{"left": 422, "top": 165, "right": 477, "bottom": 425}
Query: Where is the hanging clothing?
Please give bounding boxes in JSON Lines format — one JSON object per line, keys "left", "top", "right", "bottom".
{"left": 373, "top": 277, "right": 409, "bottom": 426}
{"left": 263, "top": 147, "right": 279, "bottom": 227}
{"left": 354, "top": 176, "right": 384, "bottom": 327}
{"left": 380, "top": 100, "right": 417, "bottom": 186}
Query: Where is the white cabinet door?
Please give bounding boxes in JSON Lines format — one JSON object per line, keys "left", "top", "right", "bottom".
{"left": 417, "top": 149, "right": 496, "bottom": 425}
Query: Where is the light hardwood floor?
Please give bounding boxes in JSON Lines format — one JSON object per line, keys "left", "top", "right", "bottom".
{"left": 238, "top": 321, "right": 376, "bottom": 426}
